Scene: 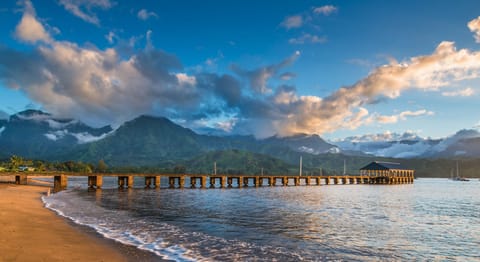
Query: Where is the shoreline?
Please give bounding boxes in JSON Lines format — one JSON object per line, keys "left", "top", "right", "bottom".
{"left": 0, "top": 181, "right": 165, "bottom": 262}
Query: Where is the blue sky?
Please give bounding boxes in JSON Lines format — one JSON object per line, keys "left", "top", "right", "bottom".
{"left": 1, "top": 0, "right": 480, "bottom": 140}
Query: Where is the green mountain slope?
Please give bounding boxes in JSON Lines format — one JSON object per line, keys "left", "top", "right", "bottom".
{"left": 182, "top": 149, "right": 296, "bottom": 175}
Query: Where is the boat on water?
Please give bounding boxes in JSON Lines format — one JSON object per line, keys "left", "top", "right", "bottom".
{"left": 451, "top": 161, "right": 470, "bottom": 181}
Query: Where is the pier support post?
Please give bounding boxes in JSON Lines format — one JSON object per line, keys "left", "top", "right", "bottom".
{"left": 282, "top": 177, "right": 288, "bottom": 186}
{"left": 190, "top": 177, "right": 197, "bottom": 188}
{"left": 315, "top": 177, "right": 320, "bottom": 185}
{"left": 268, "top": 177, "right": 274, "bottom": 186}
{"left": 227, "top": 177, "right": 233, "bottom": 188}
{"left": 88, "top": 176, "right": 103, "bottom": 189}
{"left": 118, "top": 177, "right": 124, "bottom": 188}
{"left": 154, "top": 176, "right": 160, "bottom": 188}
{"left": 145, "top": 177, "right": 153, "bottom": 188}
{"left": 237, "top": 177, "right": 243, "bottom": 188}
{"left": 118, "top": 176, "right": 127, "bottom": 188}
{"left": 294, "top": 177, "right": 299, "bottom": 186}
{"left": 179, "top": 176, "right": 185, "bottom": 189}
{"left": 243, "top": 177, "right": 249, "bottom": 187}
{"left": 15, "top": 175, "right": 28, "bottom": 185}
{"left": 255, "top": 176, "right": 260, "bottom": 187}
{"left": 53, "top": 175, "right": 67, "bottom": 192}
{"left": 305, "top": 177, "right": 310, "bottom": 186}
{"left": 201, "top": 176, "right": 207, "bottom": 189}
{"left": 169, "top": 177, "right": 175, "bottom": 188}
{"left": 325, "top": 177, "right": 330, "bottom": 185}
{"left": 210, "top": 177, "right": 216, "bottom": 188}
{"left": 218, "top": 176, "right": 225, "bottom": 188}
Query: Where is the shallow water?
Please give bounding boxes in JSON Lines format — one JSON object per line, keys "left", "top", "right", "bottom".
{"left": 43, "top": 178, "right": 480, "bottom": 261}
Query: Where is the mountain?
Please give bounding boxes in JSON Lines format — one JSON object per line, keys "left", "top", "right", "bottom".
{"left": 65, "top": 115, "right": 342, "bottom": 166}
{"left": 3, "top": 110, "right": 480, "bottom": 176}
{"left": 263, "top": 134, "right": 339, "bottom": 155}
{"left": 0, "top": 110, "right": 112, "bottom": 159}
{"left": 67, "top": 115, "right": 205, "bottom": 166}
{"left": 333, "top": 129, "right": 480, "bottom": 159}
{"left": 183, "top": 149, "right": 296, "bottom": 175}
{"left": 428, "top": 130, "right": 480, "bottom": 158}
{"left": 2, "top": 110, "right": 337, "bottom": 165}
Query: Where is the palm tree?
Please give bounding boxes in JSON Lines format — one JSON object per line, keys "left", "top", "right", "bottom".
{"left": 9, "top": 155, "right": 23, "bottom": 170}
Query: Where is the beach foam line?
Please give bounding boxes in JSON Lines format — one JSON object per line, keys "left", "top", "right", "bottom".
{"left": 42, "top": 191, "right": 201, "bottom": 262}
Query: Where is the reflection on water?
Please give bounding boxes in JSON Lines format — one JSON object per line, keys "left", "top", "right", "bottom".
{"left": 44, "top": 178, "right": 480, "bottom": 261}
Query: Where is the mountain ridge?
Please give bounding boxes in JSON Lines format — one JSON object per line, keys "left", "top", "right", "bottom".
{"left": 2, "top": 110, "right": 480, "bottom": 169}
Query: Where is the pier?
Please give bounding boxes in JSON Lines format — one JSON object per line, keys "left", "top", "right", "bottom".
{"left": 1, "top": 172, "right": 414, "bottom": 192}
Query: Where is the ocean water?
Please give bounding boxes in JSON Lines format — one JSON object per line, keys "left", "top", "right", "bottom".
{"left": 43, "top": 178, "right": 480, "bottom": 261}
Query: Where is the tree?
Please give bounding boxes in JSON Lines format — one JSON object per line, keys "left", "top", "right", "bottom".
{"left": 33, "top": 160, "right": 46, "bottom": 172}
{"left": 9, "top": 155, "right": 23, "bottom": 170}
{"left": 97, "top": 159, "right": 108, "bottom": 173}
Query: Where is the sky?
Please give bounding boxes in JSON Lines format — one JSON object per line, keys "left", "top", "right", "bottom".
{"left": 1, "top": 0, "right": 480, "bottom": 141}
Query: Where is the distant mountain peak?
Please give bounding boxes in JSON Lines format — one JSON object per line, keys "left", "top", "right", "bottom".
{"left": 16, "top": 109, "right": 50, "bottom": 116}
{"left": 11, "top": 109, "right": 51, "bottom": 121}
{"left": 127, "top": 114, "right": 174, "bottom": 124}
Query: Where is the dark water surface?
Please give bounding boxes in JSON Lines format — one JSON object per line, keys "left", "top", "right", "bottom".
{"left": 43, "top": 178, "right": 480, "bottom": 261}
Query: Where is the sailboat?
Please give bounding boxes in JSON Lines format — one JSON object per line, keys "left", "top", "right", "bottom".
{"left": 451, "top": 161, "right": 470, "bottom": 181}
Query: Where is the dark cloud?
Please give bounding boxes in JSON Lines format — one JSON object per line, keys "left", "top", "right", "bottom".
{"left": 230, "top": 51, "right": 300, "bottom": 94}
{"left": 133, "top": 49, "right": 183, "bottom": 83}
{"left": 3, "top": 2, "right": 480, "bottom": 138}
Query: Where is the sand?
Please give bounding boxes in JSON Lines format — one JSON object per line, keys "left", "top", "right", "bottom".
{"left": 0, "top": 183, "right": 129, "bottom": 262}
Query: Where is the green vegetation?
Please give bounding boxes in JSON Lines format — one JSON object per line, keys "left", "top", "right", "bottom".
{"left": 1, "top": 152, "right": 480, "bottom": 178}
{"left": 0, "top": 156, "right": 97, "bottom": 173}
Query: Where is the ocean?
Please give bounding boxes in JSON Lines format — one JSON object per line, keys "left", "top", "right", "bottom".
{"left": 42, "top": 178, "right": 480, "bottom": 261}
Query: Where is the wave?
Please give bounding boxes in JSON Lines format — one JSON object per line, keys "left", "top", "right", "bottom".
{"left": 41, "top": 189, "right": 305, "bottom": 261}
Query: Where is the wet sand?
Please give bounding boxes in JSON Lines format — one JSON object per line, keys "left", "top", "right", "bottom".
{"left": 0, "top": 180, "right": 163, "bottom": 262}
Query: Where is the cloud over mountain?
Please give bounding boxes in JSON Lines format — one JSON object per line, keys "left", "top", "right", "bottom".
{"left": 1, "top": 1, "right": 480, "bottom": 138}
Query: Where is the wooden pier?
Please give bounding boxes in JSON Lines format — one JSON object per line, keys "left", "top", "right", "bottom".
{"left": 1, "top": 172, "right": 415, "bottom": 192}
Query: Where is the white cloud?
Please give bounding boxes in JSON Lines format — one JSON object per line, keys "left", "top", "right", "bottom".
{"left": 71, "top": 131, "right": 110, "bottom": 144}
{"left": 335, "top": 131, "right": 422, "bottom": 143}
{"left": 137, "top": 9, "right": 158, "bottom": 20}
{"left": 15, "top": 0, "right": 51, "bottom": 44}
{"left": 58, "top": 0, "right": 114, "bottom": 25}
{"left": 468, "top": 16, "right": 480, "bottom": 43}
{"left": 289, "top": 33, "right": 327, "bottom": 44}
{"left": 376, "top": 110, "right": 434, "bottom": 124}
{"left": 313, "top": 5, "right": 338, "bottom": 16}
{"left": 44, "top": 130, "right": 68, "bottom": 141}
{"left": 441, "top": 87, "right": 475, "bottom": 97}
{"left": 45, "top": 119, "right": 77, "bottom": 129}
{"left": 176, "top": 73, "right": 196, "bottom": 86}
{"left": 281, "top": 15, "right": 303, "bottom": 29}
{"left": 214, "top": 118, "right": 237, "bottom": 132}
{"left": 44, "top": 129, "right": 111, "bottom": 143}
{"left": 4, "top": 1, "right": 480, "bottom": 138}
{"left": 279, "top": 72, "right": 296, "bottom": 81}
{"left": 105, "top": 31, "right": 117, "bottom": 44}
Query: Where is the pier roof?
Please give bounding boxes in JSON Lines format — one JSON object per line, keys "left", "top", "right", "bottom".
{"left": 360, "top": 161, "right": 413, "bottom": 171}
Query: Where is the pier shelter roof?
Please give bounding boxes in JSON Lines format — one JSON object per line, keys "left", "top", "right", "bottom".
{"left": 360, "top": 161, "right": 413, "bottom": 171}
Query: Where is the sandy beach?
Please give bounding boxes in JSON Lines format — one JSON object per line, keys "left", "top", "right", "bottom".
{"left": 0, "top": 182, "right": 140, "bottom": 262}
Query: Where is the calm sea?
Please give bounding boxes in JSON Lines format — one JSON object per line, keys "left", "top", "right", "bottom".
{"left": 42, "top": 178, "right": 480, "bottom": 261}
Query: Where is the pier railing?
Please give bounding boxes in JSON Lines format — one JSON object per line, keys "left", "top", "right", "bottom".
{"left": 0, "top": 172, "right": 414, "bottom": 192}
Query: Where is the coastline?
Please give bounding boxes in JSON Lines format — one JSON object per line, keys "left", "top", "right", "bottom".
{"left": 0, "top": 180, "right": 164, "bottom": 262}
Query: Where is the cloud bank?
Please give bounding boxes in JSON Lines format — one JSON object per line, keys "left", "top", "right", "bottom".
{"left": 1, "top": 1, "right": 480, "bottom": 138}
